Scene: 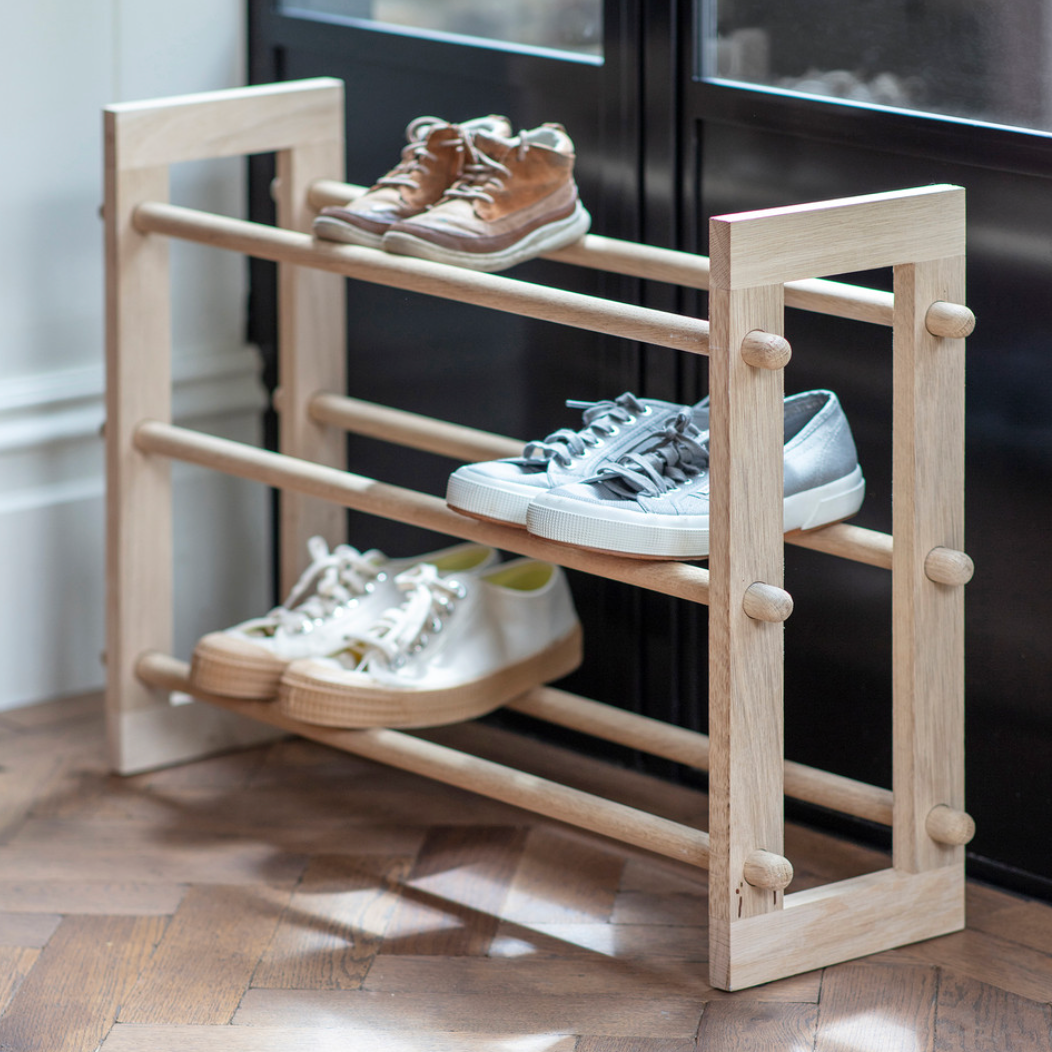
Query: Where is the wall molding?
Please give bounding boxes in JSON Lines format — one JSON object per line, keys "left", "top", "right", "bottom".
{"left": 0, "top": 344, "right": 268, "bottom": 455}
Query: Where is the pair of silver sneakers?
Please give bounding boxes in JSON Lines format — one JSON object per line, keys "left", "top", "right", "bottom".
{"left": 447, "top": 389, "right": 866, "bottom": 559}
{"left": 191, "top": 538, "right": 581, "bottom": 729}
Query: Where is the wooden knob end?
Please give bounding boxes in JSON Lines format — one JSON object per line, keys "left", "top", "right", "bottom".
{"left": 743, "top": 850, "right": 794, "bottom": 890}
{"left": 925, "top": 301, "right": 975, "bottom": 340}
{"left": 924, "top": 547, "right": 974, "bottom": 586}
{"left": 743, "top": 582, "right": 794, "bottom": 622}
{"left": 926, "top": 804, "right": 976, "bottom": 846}
{"left": 741, "top": 330, "right": 792, "bottom": 370}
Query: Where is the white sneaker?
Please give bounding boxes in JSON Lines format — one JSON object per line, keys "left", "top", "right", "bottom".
{"left": 190, "top": 538, "right": 498, "bottom": 698}
{"left": 278, "top": 558, "right": 583, "bottom": 729}
{"left": 447, "top": 393, "right": 710, "bottom": 526}
{"left": 526, "top": 389, "right": 865, "bottom": 560}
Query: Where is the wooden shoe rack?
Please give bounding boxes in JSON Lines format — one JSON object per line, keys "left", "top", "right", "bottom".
{"left": 104, "top": 78, "right": 976, "bottom": 990}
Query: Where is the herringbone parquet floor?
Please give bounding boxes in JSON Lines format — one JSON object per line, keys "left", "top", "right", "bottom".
{"left": 1, "top": 691, "right": 1051, "bottom": 1051}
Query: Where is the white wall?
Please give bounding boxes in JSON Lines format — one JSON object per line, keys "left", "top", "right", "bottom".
{"left": 0, "top": 0, "right": 272, "bottom": 709}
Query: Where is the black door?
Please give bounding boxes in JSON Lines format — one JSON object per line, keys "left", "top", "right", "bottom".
{"left": 683, "top": 0, "right": 1052, "bottom": 895}
{"left": 249, "top": 0, "right": 1052, "bottom": 897}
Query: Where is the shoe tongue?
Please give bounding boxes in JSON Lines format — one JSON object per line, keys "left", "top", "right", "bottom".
{"left": 472, "top": 131, "right": 515, "bottom": 159}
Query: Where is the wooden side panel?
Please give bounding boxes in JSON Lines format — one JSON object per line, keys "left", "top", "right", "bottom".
{"left": 892, "top": 255, "right": 968, "bottom": 874}
{"left": 104, "top": 109, "right": 173, "bottom": 774}
{"left": 709, "top": 185, "right": 965, "bottom": 288}
{"left": 707, "top": 262, "right": 787, "bottom": 989}
{"left": 275, "top": 134, "right": 348, "bottom": 596}
{"left": 105, "top": 78, "right": 345, "bottom": 168}
{"left": 726, "top": 867, "right": 965, "bottom": 989}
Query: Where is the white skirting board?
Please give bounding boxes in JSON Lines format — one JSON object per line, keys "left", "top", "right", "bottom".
{"left": 0, "top": 347, "right": 271, "bottom": 712}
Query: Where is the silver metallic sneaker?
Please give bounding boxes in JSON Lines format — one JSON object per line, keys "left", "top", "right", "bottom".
{"left": 446, "top": 392, "right": 710, "bottom": 527}
{"left": 525, "top": 389, "right": 865, "bottom": 559}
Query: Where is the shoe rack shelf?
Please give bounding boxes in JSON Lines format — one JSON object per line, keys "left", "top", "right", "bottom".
{"left": 104, "top": 78, "right": 976, "bottom": 990}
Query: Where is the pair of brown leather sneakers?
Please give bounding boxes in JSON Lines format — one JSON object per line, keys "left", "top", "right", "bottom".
{"left": 313, "top": 114, "right": 591, "bottom": 273}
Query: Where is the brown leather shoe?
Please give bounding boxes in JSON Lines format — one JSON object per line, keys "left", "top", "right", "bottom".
{"left": 313, "top": 114, "right": 512, "bottom": 248}
{"left": 381, "top": 123, "right": 591, "bottom": 272}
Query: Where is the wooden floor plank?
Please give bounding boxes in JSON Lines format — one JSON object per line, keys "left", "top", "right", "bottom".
{"left": 0, "top": 911, "right": 61, "bottom": 947}
{"left": 252, "top": 854, "right": 413, "bottom": 989}
{"left": 100, "top": 1023, "right": 577, "bottom": 1051}
{"left": 695, "top": 1001, "right": 818, "bottom": 1050}
{"left": 875, "top": 928, "right": 1052, "bottom": 1003}
{"left": 363, "top": 953, "right": 821, "bottom": 1003}
{"left": 0, "top": 880, "right": 186, "bottom": 915}
{"left": 935, "top": 971, "right": 1052, "bottom": 1051}
{"left": 380, "top": 825, "right": 527, "bottom": 956}
{"left": 233, "top": 988, "right": 704, "bottom": 1037}
{"left": 0, "top": 817, "right": 307, "bottom": 886}
{"left": 612, "top": 888, "right": 707, "bottom": 927}
{"left": 0, "top": 946, "right": 39, "bottom": 1014}
{"left": 118, "top": 884, "right": 291, "bottom": 1025}
{"left": 577, "top": 1038, "right": 697, "bottom": 1052}
{"left": 489, "top": 920, "right": 707, "bottom": 960}
{"left": 500, "top": 826, "right": 624, "bottom": 924}
{"left": 815, "top": 961, "right": 938, "bottom": 1052}
{"left": 0, "top": 914, "right": 165, "bottom": 1052}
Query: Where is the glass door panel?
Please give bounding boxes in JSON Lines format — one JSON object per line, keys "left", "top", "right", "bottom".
{"left": 699, "top": 0, "right": 1052, "bottom": 132}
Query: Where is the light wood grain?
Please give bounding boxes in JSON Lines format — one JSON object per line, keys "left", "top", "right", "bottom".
{"left": 134, "top": 202, "right": 712, "bottom": 356}
{"left": 103, "top": 129, "right": 173, "bottom": 775}
{"left": 274, "top": 118, "right": 348, "bottom": 596}
{"left": 308, "top": 391, "right": 524, "bottom": 461}
{"left": 104, "top": 78, "right": 345, "bottom": 168}
{"left": 308, "top": 178, "right": 897, "bottom": 327}
{"left": 132, "top": 423, "right": 713, "bottom": 605}
{"left": 710, "top": 184, "right": 965, "bottom": 287}
{"left": 0, "top": 946, "right": 38, "bottom": 1013}
{"left": 893, "top": 255, "right": 968, "bottom": 876}
{"left": 707, "top": 273, "right": 787, "bottom": 983}
{"left": 0, "top": 911, "right": 61, "bottom": 947}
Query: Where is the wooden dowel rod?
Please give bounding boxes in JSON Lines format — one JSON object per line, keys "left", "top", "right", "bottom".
{"left": 305, "top": 393, "right": 895, "bottom": 572}
{"left": 925, "top": 804, "right": 976, "bottom": 846}
{"left": 508, "top": 686, "right": 895, "bottom": 826}
{"left": 309, "top": 393, "right": 523, "bottom": 461}
{"left": 134, "top": 420, "right": 711, "bottom": 605}
{"left": 307, "top": 179, "right": 896, "bottom": 326}
{"left": 134, "top": 201, "right": 710, "bottom": 355}
{"left": 743, "top": 850, "right": 794, "bottom": 891}
{"left": 135, "top": 651, "right": 711, "bottom": 868}
{"left": 784, "top": 522, "right": 894, "bottom": 570}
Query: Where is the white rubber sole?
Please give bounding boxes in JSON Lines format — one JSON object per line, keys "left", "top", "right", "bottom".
{"left": 381, "top": 203, "right": 592, "bottom": 273}
{"left": 526, "top": 466, "right": 866, "bottom": 560}
{"left": 312, "top": 215, "right": 386, "bottom": 249}
{"left": 278, "top": 624, "right": 583, "bottom": 729}
{"left": 446, "top": 471, "right": 537, "bottom": 526}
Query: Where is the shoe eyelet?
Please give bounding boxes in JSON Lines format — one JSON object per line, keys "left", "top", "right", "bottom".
{"left": 642, "top": 406, "right": 652, "bottom": 415}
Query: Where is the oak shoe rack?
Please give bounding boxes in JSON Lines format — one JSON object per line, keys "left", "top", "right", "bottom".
{"left": 104, "top": 78, "right": 976, "bottom": 990}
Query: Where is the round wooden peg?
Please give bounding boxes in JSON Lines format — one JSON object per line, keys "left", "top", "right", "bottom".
{"left": 926, "top": 804, "right": 976, "bottom": 846}
{"left": 924, "top": 546, "right": 974, "bottom": 586}
{"left": 740, "top": 330, "right": 792, "bottom": 370}
{"left": 925, "top": 301, "right": 976, "bottom": 340}
{"left": 743, "top": 582, "right": 794, "bottom": 622}
{"left": 743, "top": 850, "right": 794, "bottom": 890}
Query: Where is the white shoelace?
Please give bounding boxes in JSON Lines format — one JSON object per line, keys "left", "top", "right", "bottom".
{"left": 595, "top": 411, "right": 709, "bottom": 498}
{"left": 340, "top": 564, "right": 467, "bottom": 670}
{"left": 522, "top": 393, "right": 650, "bottom": 468}
{"left": 263, "top": 537, "right": 386, "bottom": 636}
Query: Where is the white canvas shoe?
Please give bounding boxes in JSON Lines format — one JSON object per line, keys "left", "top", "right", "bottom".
{"left": 278, "top": 558, "right": 583, "bottom": 729}
{"left": 190, "top": 538, "right": 498, "bottom": 699}
{"left": 526, "top": 389, "right": 865, "bottom": 560}
{"left": 447, "top": 393, "right": 710, "bottom": 526}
